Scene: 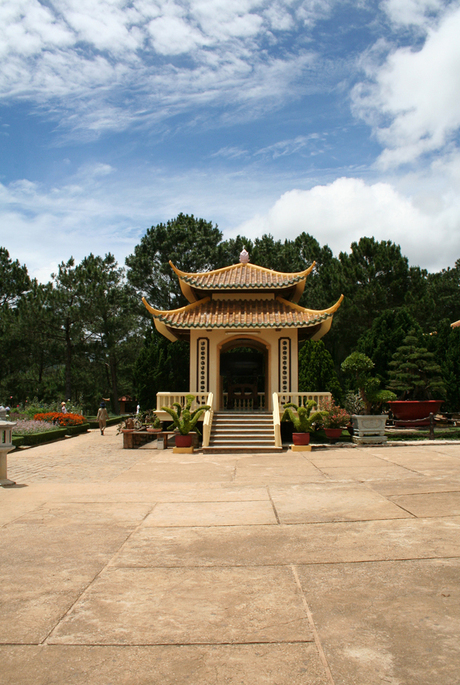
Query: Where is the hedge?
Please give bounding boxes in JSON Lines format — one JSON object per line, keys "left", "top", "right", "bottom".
{"left": 65, "top": 423, "right": 90, "bottom": 436}
{"left": 19, "top": 428, "right": 68, "bottom": 446}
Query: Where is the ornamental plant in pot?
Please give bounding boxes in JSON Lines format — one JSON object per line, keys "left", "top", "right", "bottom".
{"left": 281, "top": 399, "right": 328, "bottom": 445}
{"left": 161, "top": 394, "right": 210, "bottom": 448}
{"left": 323, "top": 399, "right": 350, "bottom": 440}
{"left": 341, "top": 352, "right": 396, "bottom": 443}
{"left": 387, "top": 330, "right": 445, "bottom": 426}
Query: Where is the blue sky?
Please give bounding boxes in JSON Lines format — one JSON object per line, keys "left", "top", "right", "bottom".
{"left": 1, "top": 0, "right": 460, "bottom": 281}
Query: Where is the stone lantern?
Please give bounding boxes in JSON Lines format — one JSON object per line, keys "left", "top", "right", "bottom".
{"left": 0, "top": 408, "right": 16, "bottom": 486}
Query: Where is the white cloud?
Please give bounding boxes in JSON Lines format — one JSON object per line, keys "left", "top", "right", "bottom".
{"left": 231, "top": 175, "right": 460, "bottom": 271}
{"left": 353, "top": 3, "right": 460, "bottom": 167}
{"left": 383, "top": 0, "right": 446, "bottom": 28}
{"left": 2, "top": 160, "right": 460, "bottom": 281}
{"left": 0, "top": 0, "right": 327, "bottom": 134}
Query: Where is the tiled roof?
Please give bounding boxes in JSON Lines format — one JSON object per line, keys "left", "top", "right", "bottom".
{"left": 170, "top": 261, "right": 314, "bottom": 290}
{"left": 146, "top": 297, "right": 336, "bottom": 330}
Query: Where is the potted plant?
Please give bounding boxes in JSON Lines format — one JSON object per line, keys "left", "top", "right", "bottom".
{"left": 323, "top": 399, "right": 350, "bottom": 441}
{"left": 341, "top": 352, "right": 396, "bottom": 444}
{"left": 387, "top": 330, "right": 445, "bottom": 426}
{"left": 281, "top": 399, "right": 328, "bottom": 446}
{"left": 161, "top": 394, "right": 210, "bottom": 448}
{"left": 145, "top": 414, "right": 162, "bottom": 432}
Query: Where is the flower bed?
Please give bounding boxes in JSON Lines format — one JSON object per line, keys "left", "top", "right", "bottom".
{"left": 33, "top": 412, "right": 87, "bottom": 427}
{"left": 13, "top": 419, "right": 64, "bottom": 435}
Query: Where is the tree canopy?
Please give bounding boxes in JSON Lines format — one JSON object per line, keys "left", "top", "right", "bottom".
{"left": 2, "top": 213, "right": 460, "bottom": 413}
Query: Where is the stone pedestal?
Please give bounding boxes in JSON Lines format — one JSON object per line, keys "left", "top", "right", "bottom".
{"left": 0, "top": 416, "right": 16, "bottom": 486}
{"left": 351, "top": 414, "right": 387, "bottom": 445}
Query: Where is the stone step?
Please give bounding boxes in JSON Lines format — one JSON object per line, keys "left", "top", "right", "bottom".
{"left": 202, "top": 446, "right": 283, "bottom": 454}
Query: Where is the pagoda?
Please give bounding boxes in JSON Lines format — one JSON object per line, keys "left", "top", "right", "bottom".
{"left": 143, "top": 249, "right": 343, "bottom": 412}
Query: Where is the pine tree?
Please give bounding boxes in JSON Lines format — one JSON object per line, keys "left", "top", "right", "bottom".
{"left": 387, "top": 330, "right": 445, "bottom": 400}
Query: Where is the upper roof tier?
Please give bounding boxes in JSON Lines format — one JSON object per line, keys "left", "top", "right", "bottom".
{"left": 170, "top": 260, "right": 315, "bottom": 303}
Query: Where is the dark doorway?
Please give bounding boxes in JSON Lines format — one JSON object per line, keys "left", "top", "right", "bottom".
{"left": 220, "top": 341, "right": 267, "bottom": 411}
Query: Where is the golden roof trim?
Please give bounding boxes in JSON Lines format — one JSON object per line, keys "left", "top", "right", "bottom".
{"left": 143, "top": 296, "right": 336, "bottom": 330}
{"left": 169, "top": 260, "right": 315, "bottom": 289}
{"left": 276, "top": 294, "right": 344, "bottom": 316}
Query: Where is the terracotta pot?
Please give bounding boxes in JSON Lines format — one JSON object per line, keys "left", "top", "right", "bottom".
{"left": 175, "top": 434, "right": 193, "bottom": 448}
{"left": 387, "top": 400, "right": 443, "bottom": 427}
{"left": 292, "top": 432, "right": 310, "bottom": 445}
{"left": 324, "top": 428, "right": 343, "bottom": 440}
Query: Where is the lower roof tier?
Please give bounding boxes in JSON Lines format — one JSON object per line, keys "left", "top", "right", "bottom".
{"left": 143, "top": 294, "right": 343, "bottom": 331}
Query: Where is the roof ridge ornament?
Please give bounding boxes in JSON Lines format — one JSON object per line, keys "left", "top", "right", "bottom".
{"left": 239, "top": 247, "right": 249, "bottom": 264}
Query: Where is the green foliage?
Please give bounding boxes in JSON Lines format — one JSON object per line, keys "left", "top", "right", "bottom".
{"left": 0, "top": 247, "right": 30, "bottom": 309}
{"left": 323, "top": 399, "right": 350, "bottom": 428}
{"left": 336, "top": 238, "right": 413, "bottom": 355}
{"left": 356, "top": 308, "right": 422, "bottom": 382}
{"left": 341, "top": 351, "right": 396, "bottom": 414}
{"left": 134, "top": 327, "right": 189, "bottom": 409}
{"left": 281, "top": 399, "right": 328, "bottom": 433}
{"left": 161, "top": 394, "right": 210, "bottom": 436}
{"left": 298, "top": 340, "right": 343, "bottom": 402}
{"left": 387, "top": 330, "right": 446, "bottom": 400}
{"left": 125, "top": 213, "right": 224, "bottom": 311}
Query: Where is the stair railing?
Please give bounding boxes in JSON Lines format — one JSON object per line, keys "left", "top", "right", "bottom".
{"left": 202, "top": 392, "right": 214, "bottom": 448}
{"left": 272, "top": 392, "right": 282, "bottom": 447}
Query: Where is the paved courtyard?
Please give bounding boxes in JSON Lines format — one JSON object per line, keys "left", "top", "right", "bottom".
{"left": 1, "top": 428, "right": 460, "bottom": 684}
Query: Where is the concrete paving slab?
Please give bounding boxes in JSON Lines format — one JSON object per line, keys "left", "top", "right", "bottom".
{"left": 368, "top": 477, "right": 460, "bottom": 496}
{"left": 143, "top": 499, "right": 277, "bottom": 526}
{"left": 14, "top": 501, "right": 153, "bottom": 525}
{"left": 112, "top": 461, "right": 236, "bottom": 482}
{"left": 111, "top": 517, "right": 460, "bottom": 568}
{"left": 296, "top": 558, "right": 460, "bottom": 685}
{"left": 48, "top": 566, "right": 314, "bottom": 645}
{"left": 376, "top": 451, "right": 460, "bottom": 477}
{"left": 60, "top": 485, "right": 270, "bottom": 503}
{"left": 269, "top": 483, "right": 412, "bottom": 523}
{"left": 2, "top": 431, "right": 460, "bottom": 683}
{"left": 0, "top": 643, "right": 330, "bottom": 685}
{"left": 389, "top": 490, "right": 460, "bottom": 517}
{"left": 313, "top": 463, "right": 415, "bottom": 481}
{"left": 0, "top": 523, "right": 134, "bottom": 643}
{"left": 234, "top": 454, "right": 327, "bottom": 482}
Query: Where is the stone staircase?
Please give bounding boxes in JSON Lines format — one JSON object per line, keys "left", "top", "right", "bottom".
{"left": 202, "top": 412, "right": 283, "bottom": 453}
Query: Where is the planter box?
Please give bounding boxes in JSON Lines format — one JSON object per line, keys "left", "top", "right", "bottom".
{"left": 352, "top": 414, "right": 387, "bottom": 445}
{"left": 388, "top": 400, "right": 443, "bottom": 427}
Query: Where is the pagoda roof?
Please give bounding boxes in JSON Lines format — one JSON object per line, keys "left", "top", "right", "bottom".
{"left": 143, "top": 295, "right": 343, "bottom": 332}
{"left": 170, "top": 261, "right": 315, "bottom": 291}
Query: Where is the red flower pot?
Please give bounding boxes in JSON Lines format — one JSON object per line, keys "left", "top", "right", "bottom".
{"left": 324, "top": 428, "right": 343, "bottom": 440}
{"left": 175, "top": 434, "right": 193, "bottom": 448}
{"left": 292, "top": 432, "right": 310, "bottom": 445}
{"left": 387, "top": 400, "right": 443, "bottom": 427}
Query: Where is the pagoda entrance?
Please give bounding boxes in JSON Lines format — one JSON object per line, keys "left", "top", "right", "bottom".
{"left": 219, "top": 338, "right": 268, "bottom": 412}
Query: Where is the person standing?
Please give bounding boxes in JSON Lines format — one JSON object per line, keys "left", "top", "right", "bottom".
{"left": 97, "top": 402, "right": 109, "bottom": 435}
{"left": 61, "top": 402, "right": 67, "bottom": 414}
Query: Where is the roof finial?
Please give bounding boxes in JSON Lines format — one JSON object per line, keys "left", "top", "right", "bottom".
{"left": 239, "top": 246, "right": 249, "bottom": 264}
